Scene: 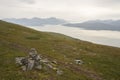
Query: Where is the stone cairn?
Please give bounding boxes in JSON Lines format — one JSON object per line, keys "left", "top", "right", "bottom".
{"left": 15, "top": 48, "right": 63, "bottom": 75}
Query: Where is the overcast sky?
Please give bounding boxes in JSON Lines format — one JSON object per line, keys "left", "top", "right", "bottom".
{"left": 0, "top": 0, "right": 120, "bottom": 22}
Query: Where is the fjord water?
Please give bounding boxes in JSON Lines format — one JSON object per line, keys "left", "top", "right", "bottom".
{"left": 28, "top": 25, "right": 120, "bottom": 48}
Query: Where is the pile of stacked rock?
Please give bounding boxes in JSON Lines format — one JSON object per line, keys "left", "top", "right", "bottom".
{"left": 15, "top": 48, "right": 63, "bottom": 75}
{"left": 15, "top": 48, "right": 42, "bottom": 71}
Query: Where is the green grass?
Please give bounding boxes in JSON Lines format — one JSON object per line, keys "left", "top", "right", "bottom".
{"left": 0, "top": 20, "right": 120, "bottom": 80}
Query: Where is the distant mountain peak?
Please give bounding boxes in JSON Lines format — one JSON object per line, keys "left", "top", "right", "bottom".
{"left": 64, "top": 20, "right": 120, "bottom": 31}
{"left": 3, "top": 17, "right": 67, "bottom": 26}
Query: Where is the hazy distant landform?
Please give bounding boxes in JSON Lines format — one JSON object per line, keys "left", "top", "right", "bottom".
{"left": 3, "top": 17, "right": 66, "bottom": 26}
{"left": 64, "top": 20, "right": 120, "bottom": 31}
{"left": 3, "top": 17, "right": 120, "bottom": 31}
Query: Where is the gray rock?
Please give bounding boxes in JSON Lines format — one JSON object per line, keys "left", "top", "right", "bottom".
{"left": 46, "top": 64, "right": 53, "bottom": 69}
{"left": 41, "top": 58, "right": 49, "bottom": 63}
{"left": 21, "top": 66, "right": 27, "bottom": 71}
{"left": 75, "top": 59, "right": 83, "bottom": 65}
{"left": 15, "top": 57, "right": 25, "bottom": 65}
{"left": 29, "top": 48, "right": 38, "bottom": 58}
{"left": 15, "top": 48, "right": 43, "bottom": 71}
{"left": 57, "top": 69, "right": 63, "bottom": 75}
{"left": 52, "top": 60, "right": 57, "bottom": 64}
{"left": 27, "top": 59, "right": 34, "bottom": 70}
{"left": 35, "top": 65, "right": 42, "bottom": 70}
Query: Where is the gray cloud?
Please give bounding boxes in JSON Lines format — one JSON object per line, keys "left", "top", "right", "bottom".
{"left": 0, "top": 0, "right": 120, "bottom": 21}
{"left": 19, "top": 0, "right": 35, "bottom": 4}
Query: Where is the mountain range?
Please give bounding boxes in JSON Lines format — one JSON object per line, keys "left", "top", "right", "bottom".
{"left": 3, "top": 18, "right": 120, "bottom": 31}
{"left": 64, "top": 20, "right": 120, "bottom": 31}
{"left": 3, "top": 17, "right": 66, "bottom": 26}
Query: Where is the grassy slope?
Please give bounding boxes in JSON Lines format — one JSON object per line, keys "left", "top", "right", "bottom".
{"left": 0, "top": 20, "right": 120, "bottom": 80}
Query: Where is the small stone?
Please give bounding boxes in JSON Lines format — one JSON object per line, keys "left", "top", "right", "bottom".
{"left": 21, "top": 66, "right": 27, "bottom": 71}
{"left": 52, "top": 60, "right": 57, "bottom": 64}
{"left": 75, "top": 59, "right": 83, "bottom": 65}
{"left": 15, "top": 57, "right": 25, "bottom": 65}
{"left": 29, "top": 48, "right": 38, "bottom": 58}
{"left": 53, "top": 67, "right": 57, "bottom": 70}
{"left": 41, "top": 58, "right": 49, "bottom": 63}
{"left": 35, "top": 65, "right": 42, "bottom": 70}
{"left": 57, "top": 69, "right": 63, "bottom": 75}
{"left": 47, "top": 64, "right": 53, "bottom": 69}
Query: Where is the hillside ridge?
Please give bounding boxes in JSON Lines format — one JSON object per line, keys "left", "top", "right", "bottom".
{"left": 0, "top": 20, "right": 120, "bottom": 80}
